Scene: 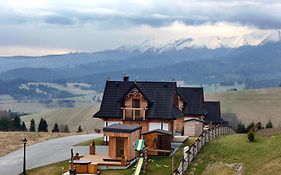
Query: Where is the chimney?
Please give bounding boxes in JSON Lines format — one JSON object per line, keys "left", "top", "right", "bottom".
{"left": 123, "top": 75, "right": 129, "bottom": 82}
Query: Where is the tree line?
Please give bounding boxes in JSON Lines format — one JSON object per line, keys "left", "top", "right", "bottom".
{"left": 0, "top": 110, "right": 84, "bottom": 133}
{"left": 236, "top": 120, "right": 273, "bottom": 134}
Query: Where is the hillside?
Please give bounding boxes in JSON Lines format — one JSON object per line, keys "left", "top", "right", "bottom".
{"left": 21, "top": 105, "right": 103, "bottom": 133}
{"left": 186, "top": 128, "right": 281, "bottom": 175}
{"left": 205, "top": 87, "right": 281, "bottom": 126}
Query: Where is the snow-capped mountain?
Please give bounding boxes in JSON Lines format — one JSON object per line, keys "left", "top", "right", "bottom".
{"left": 117, "top": 30, "right": 281, "bottom": 53}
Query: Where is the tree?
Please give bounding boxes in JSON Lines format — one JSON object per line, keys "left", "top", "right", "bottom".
{"left": 42, "top": 119, "right": 48, "bottom": 132}
{"left": 13, "top": 116, "right": 22, "bottom": 131}
{"left": 38, "top": 118, "right": 48, "bottom": 132}
{"left": 246, "top": 122, "right": 255, "bottom": 132}
{"left": 256, "top": 122, "right": 263, "bottom": 130}
{"left": 38, "top": 118, "right": 44, "bottom": 132}
{"left": 236, "top": 121, "right": 247, "bottom": 133}
{"left": 21, "top": 121, "right": 27, "bottom": 131}
{"left": 52, "top": 122, "right": 60, "bottom": 132}
{"left": 247, "top": 129, "right": 255, "bottom": 142}
{"left": 77, "top": 125, "right": 83, "bottom": 133}
{"left": 266, "top": 120, "right": 273, "bottom": 128}
{"left": 63, "top": 125, "right": 70, "bottom": 133}
{"left": 30, "top": 119, "right": 36, "bottom": 132}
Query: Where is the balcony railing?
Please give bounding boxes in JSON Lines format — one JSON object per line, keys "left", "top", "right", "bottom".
{"left": 121, "top": 107, "right": 147, "bottom": 120}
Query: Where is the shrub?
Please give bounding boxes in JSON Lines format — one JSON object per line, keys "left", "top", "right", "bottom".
{"left": 246, "top": 122, "right": 255, "bottom": 132}
{"left": 247, "top": 129, "right": 255, "bottom": 142}
{"left": 236, "top": 121, "right": 247, "bottom": 133}
{"left": 256, "top": 122, "right": 263, "bottom": 130}
{"left": 265, "top": 120, "right": 273, "bottom": 128}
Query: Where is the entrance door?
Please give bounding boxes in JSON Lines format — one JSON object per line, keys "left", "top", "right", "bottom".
{"left": 116, "top": 137, "right": 125, "bottom": 158}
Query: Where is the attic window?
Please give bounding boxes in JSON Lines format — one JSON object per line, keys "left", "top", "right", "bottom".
{"left": 132, "top": 99, "right": 140, "bottom": 108}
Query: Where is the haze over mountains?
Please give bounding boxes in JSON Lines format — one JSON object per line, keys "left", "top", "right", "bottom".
{"left": 0, "top": 30, "right": 281, "bottom": 96}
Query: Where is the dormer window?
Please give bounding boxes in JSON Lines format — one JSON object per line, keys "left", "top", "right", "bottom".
{"left": 121, "top": 86, "right": 148, "bottom": 121}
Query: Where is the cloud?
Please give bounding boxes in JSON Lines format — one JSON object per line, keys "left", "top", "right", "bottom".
{"left": 0, "top": 0, "right": 280, "bottom": 56}
{"left": 0, "top": 0, "right": 281, "bottom": 29}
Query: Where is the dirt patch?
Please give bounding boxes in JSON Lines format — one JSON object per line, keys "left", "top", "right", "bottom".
{"left": 0, "top": 132, "right": 74, "bottom": 157}
{"left": 225, "top": 163, "right": 244, "bottom": 175}
{"left": 255, "top": 157, "right": 281, "bottom": 175}
{"left": 202, "top": 162, "right": 236, "bottom": 175}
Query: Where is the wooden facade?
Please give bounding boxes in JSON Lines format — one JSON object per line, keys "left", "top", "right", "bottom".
{"left": 103, "top": 124, "right": 141, "bottom": 161}
{"left": 142, "top": 130, "right": 172, "bottom": 156}
{"left": 184, "top": 119, "right": 204, "bottom": 137}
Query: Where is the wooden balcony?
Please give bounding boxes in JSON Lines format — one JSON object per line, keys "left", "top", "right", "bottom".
{"left": 121, "top": 107, "right": 147, "bottom": 121}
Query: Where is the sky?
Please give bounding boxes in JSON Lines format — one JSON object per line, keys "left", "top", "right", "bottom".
{"left": 0, "top": 0, "right": 280, "bottom": 56}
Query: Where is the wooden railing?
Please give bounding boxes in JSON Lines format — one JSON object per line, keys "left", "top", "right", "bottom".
{"left": 172, "top": 126, "right": 236, "bottom": 175}
{"left": 121, "top": 107, "right": 146, "bottom": 120}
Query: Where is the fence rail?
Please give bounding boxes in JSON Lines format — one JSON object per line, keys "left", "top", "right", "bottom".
{"left": 173, "top": 126, "right": 236, "bottom": 175}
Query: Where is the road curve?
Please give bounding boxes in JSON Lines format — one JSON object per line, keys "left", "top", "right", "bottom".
{"left": 0, "top": 133, "right": 102, "bottom": 175}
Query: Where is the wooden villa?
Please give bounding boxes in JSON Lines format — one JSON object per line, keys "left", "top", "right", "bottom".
{"left": 93, "top": 76, "right": 227, "bottom": 160}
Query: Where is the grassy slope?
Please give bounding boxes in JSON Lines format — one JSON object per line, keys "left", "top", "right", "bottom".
{"left": 0, "top": 132, "right": 72, "bottom": 156}
{"left": 206, "top": 87, "right": 281, "bottom": 126}
{"left": 21, "top": 105, "right": 103, "bottom": 133}
{"left": 186, "top": 129, "right": 281, "bottom": 175}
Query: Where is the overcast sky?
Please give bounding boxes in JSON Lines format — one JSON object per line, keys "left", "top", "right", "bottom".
{"left": 0, "top": 0, "right": 280, "bottom": 56}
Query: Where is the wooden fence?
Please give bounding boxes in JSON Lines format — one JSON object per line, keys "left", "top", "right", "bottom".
{"left": 172, "top": 126, "right": 236, "bottom": 175}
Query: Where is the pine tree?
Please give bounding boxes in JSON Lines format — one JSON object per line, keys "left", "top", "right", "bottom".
{"left": 30, "top": 119, "right": 36, "bottom": 132}
{"left": 266, "top": 120, "right": 273, "bottom": 128}
{"left": 13, "top": 116, "right": 22, "bottom": 131}
{"left": 52, "top": 122, "right": 60, "bottom": 132}
{"left": 77, "top": 125, "right": 83, "bottom": 133}
{"left": 42, "top": 119, "right": 48, "bottom": 132}
{"left": 38, "top": 118, "right": 44, "bottom": 132}
{"left": 63, "top": 125, "right": 70, "bottom": 133}
{"left": 21, "top": 121, "right": 27, "bottom": 131}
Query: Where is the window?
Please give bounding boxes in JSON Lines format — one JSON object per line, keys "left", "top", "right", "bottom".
{"left": 132, "top": 99, "right": 140, "bottom": 108}
{"left": 132, "top": 99, "right": 141, "bottom": 117}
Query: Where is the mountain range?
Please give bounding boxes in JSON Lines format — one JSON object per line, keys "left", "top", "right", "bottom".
{"left": 0, "top": 30, "right": 281, "bottom": 94}
{"left": 117, "top": 30, "right": 281, "bottom": 53}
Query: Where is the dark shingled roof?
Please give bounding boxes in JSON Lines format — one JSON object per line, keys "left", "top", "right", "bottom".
{"left": 94, "top": 80, "right": 182, "bottom": 120}
{"left": 177, "top": 87, "right": 206, "bottom": 115}
{"left": 103, "top": 124, "right": 142, "bottom": 133}
{"left": 203, "top": 101, "right": 225, "bottom": 124}
{"left": 141, "top": 129, "right": 173, "bottom": 135}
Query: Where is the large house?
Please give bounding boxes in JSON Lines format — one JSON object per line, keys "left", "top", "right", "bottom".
{"left": 94, "top": 76, "right": 226, "bottom": 146}
{"left": 93, "top": 76, "right": 185, "bottom": 136}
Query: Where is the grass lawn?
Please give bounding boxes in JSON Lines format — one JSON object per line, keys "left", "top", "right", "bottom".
{"left": 24, "top": 138, "right": 194, "bottom": 175}
{"left": 23, "top": 160, "right": 69, "bottom": 175}
{"left": 74, "top": 137, "right": 104, "bottom": 146}
{"left": 186, "top": 130, "right": 281, "bottom": 175}
{"left": 101, "top": 138, "right": 194, "bottom": 175}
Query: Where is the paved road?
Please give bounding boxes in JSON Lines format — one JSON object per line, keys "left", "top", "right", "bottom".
{"left": 0, "top": 133, "right": 102, "bottom": 175}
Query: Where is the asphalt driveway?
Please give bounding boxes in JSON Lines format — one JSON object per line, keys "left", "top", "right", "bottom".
{"left": 0, "top": 133, "right": 102, "bottom": 175}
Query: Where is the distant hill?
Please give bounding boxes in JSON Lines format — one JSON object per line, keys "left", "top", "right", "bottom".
{"left": 21, "top": 105, "right": 103, "bottom": 133}
{"left": 1, "top": 42, "right": 281, "bottom": 92}
{"left": 206, "top": 87, "right": 281, "bottom": 127}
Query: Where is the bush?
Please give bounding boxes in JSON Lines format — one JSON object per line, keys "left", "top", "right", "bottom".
{"left": 256, "top": 122, "right": 263, "bottom": 130}
{"left": 266, "top": 120, "right": 273, "bottom": 128}
{"left": 246, "top": 122, "right": 255, "bottom": 131}
{"left": 236, "top": 121, "right": 247, "bottom": 133}
{"left": 247, "top": 129, "right": 255, "bottom": 142}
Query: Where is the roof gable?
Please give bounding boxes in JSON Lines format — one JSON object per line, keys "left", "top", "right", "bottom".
{"left": 177, "top": 87, "right": 205, "bottom": 115}
{"left": 203, "top": 101, "right": 224, "bottom": 124}
{"left": 94, "top": 80, "right": 182, "bottom": 120}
